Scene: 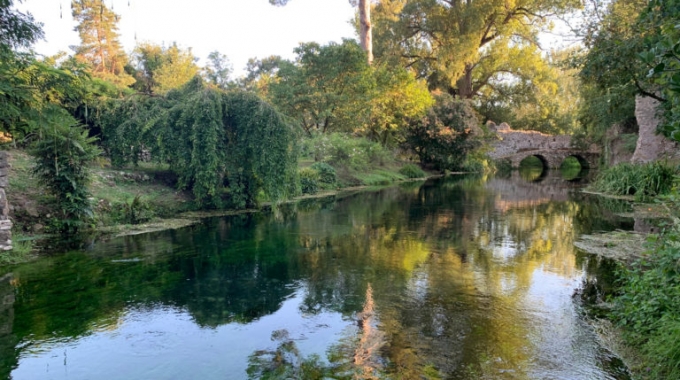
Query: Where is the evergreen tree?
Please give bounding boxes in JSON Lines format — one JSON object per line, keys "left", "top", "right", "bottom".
{"left": 71, "top": 0, "right": 134, "bottom": 87}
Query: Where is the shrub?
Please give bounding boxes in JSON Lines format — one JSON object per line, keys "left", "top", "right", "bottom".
{"left": 310, "top": 162, "right": 337, "bottom": 187}
{"left": 611, "top": 221, "right": 680, "bottom": 379}
{"left": 299, "top": 168, "right": 320, "bottom": 195}
{"left": 111, "top": 195, "right": 153, "bottom": 225}
{"left": 402, "top": 94, "right": 481, "bottom": 171}
{"left": 31, "top": 111, "right": 101, "bottom": 232}
{"left": 305, "top": 133, "right": 393, "bottom": 171}
{"left": 399, "top": 163, "right": 426, "bottom": 178}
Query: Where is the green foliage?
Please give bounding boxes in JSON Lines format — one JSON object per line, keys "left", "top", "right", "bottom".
{"left": 30, "top": 111, "right": 101, "bottom": 232}
{"left": 611, "top": 220, "right": 680, "bottom": 379}
{"left": 0, "top": 234, "right": 34, "bottom": 265}
{"left": 372, "top": 0, "right": 580, "bottom": 130}
{"left": 298, "top": 168, "right": 320, "bottom": 195}
{"left": 71, "top": 0, "right": 134, "bottom": 88}
{"left": 354, "top": 169, "right": 405, "bottom": 186}
{"left": 640, "top": 0, "right": 680, "bottom": 142}
{"left": 203, "top": 50, "right": 232, "bottom": 90}
{"left": 398, "top": 163, "right": 426, "bottom": 179}
{"left": 131, "top": 42, "right": 200, "bottom": 95}
{"left": 574, "top": 0, "right": 646, "bottom": 146}
{"left": 309, "top": 162, "right": 337, "bottom": 187}
{"left": 0, "top": 0, "right": 43, "bottom": 53}
{"left": 99, "top": 77, "right": 298, "bottom": 208}
{"left": 304, "top": 133, "right": 392, "bottom": 172}
{"left": 111, "top": 195, "right": 152, "bottom": 225}
{"left": 591, "top": 162, "right": 676, "bottom": 201}
{"left": 269, "top": 40, "right": 373, "bottom": 135}
{"left": 361, "top": 64, "right": 433, "bottom": 146}
{"left": 403, "top": 94, "right": 481, "bottom": 171}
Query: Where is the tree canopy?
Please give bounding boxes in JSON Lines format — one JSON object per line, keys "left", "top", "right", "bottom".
{"left": 130, "top": 42, "right": 200, "bottom": 95}
{"left": 373, "top": 0, "right": 579, "bottom": 95}
{"left": 100, "top": 77, "right": 298, "bottom": 208}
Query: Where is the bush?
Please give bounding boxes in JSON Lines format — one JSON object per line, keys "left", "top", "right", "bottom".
{"left": 310, "top": 162, "right": 337, "bottom": 186}
{"left": 111, "top": 195, "right": 153, "bottom": 225}
{"left": 611, "top": 223, "right": 680, "bottom": 379}
{"left": 299, "top": 168, "right": 320, "bottom": 195}
{"left": 402, "top": 94, "right": 481, "bottom": 171}
{"left": 591, "top": 161, "right": 676, "bottom": 201}
{"left": 31, "top": 111, "right": 101, "bottom": 232}
{"left": 305, "top": 133, "right": 393, "bottom": 171}
{"left": 398, "top": 163, "right": 426, "bottom": 178}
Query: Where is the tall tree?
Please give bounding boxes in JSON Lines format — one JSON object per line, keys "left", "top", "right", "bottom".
{"left": 71, "top": 0, "right": 134, "bottom": 87}
{"left": 268, "top": 40, "right": 373, "bottom": 135}
{"left": 269, "top": 0, "right": 373, "bottom": 64}
{"left": 203, "top": 51, "right": 232, "bottom": 90}
{"left": 372, "top": 0, "right": 580, "bottom": 99}
{"left": 131, "top": 42, "right": 199, "bottom": 95}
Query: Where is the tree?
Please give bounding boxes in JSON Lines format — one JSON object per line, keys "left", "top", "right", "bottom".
{"left": 71, "top": 0, "right": 134, "bottom": 87}
{"left": 269, "top": 0, "right": 373, "bottom": 64}
{"left": 361, "top": 64, "right": 432, "bottom": 145}
{"left": 131, "top": 42, "right": 199, "bottom": 95}
{"left": 575, "top": 0, "right": 649, "bottom": 142}
{"left": 99, "top": 77, "right": 299, "bottom": 208}
{"left": 403, "top": 93, "right": 480, "bottom": 170}
{"left": 268, "top": 40, "right": 373, "bottom": 135}
{"left": 238, "top": 55, "right": 286, "bottom": 96}
{"left": 203, "top": 51, "right": 232, "bottom": 90}
{"left": 1, "top": 0, "right": 43, "bottom": 138}
{"left": 371, "top": 0, "right": 580, "bottom": 100}
{"left": 638, "top": 0, "right": 680, "bottom": 141}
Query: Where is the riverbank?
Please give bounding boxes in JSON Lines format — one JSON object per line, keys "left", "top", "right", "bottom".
{"left": 4, "top": 149, "right": 440, "bottom": 261}
{"left": 576, "top": 187, "right": 680, "bottom": 380}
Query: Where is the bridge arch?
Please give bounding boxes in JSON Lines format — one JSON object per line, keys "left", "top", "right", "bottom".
{"left": 487, "top": 123, "right": 600, "bottom": 168}
{"left": 563, "top": 154, "right": 591, "bottom": 169}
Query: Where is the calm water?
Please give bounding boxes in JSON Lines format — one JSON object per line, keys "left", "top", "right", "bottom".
{"left": 0, "top": 172, "right": 633, "bottom": 379}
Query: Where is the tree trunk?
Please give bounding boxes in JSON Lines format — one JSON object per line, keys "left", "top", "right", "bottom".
{"left": 456, "top": 64, "right": 474, "bottom": 99}
{"left": 359, "top": 0, "right": 373, "bottom": 65}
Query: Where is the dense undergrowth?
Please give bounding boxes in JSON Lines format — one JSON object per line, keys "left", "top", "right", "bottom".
{"left": 610, "top": 209, "right": 680, "bottom": 379}
{"left": 590, "top": 162, "right": 680, "bottom": 379}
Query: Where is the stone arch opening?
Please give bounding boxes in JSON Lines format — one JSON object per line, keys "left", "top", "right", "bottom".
{"left": 518, "top": 155, "right": 549, "bottom": 182}
{"left": 519, "top": 154, "right": 550, "bottom": 169}
{"left": 567, "top": 154, "right": 591, "bottom": 169}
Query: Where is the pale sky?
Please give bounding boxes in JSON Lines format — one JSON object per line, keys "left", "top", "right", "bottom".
{"left": 15, "top": 0, "right": 358, "bottom": 77}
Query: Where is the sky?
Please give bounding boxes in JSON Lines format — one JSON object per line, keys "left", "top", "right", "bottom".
{"left": 15, "top": 0, "right": 358, "bottom": 77}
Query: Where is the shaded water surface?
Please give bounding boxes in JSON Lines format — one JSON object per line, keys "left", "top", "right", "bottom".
{"left": 0, "top": 173, "right": 632, "bottom": 379}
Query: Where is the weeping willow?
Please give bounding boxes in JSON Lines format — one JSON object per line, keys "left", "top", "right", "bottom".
{"left": 99, "top": 77, "right": 299, "bottom": 208}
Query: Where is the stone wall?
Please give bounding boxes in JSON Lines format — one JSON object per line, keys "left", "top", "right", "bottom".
{"left": 487, "top": 122, "right": 572, "bottom": 160}
{"left": 0, "top": 152, "right": 11, "bottom": 251}
{"left": 631, "top": 95, "right": 678, "bottom": 163}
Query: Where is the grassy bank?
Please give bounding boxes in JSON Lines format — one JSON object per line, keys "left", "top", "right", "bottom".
{"left": 3, "top": 144, "right": 446, "bottom": 260}
{"left": 581, "top": 162, "right": 680, "bottom": 379}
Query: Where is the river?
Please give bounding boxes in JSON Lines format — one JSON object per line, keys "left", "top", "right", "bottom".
{"left": 0, "top": 171, "right": 633, "bottom": 379}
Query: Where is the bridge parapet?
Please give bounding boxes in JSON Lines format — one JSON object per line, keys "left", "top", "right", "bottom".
{"left": 488, "top": 122, "right": 600, "bottom": 168}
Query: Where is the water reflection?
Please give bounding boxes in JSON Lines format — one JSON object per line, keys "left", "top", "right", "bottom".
{"left": 0, "top": 173, "right": 631, "bottom": 379}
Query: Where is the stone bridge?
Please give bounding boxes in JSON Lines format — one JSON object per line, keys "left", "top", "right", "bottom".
{"left": 487, "top": 122, "right": 600, "bottom": 169}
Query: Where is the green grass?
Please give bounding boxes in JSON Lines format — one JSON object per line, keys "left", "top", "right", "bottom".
{"left": 591, "top": 161, "right": 676, "bottom": 201}
{"left": 0, "top": 234, "right": 34, "bottom": 265}
{"left": 399, "top": 163, "right": 427, "bottom": 179}
{"left": 7, "top": 149, "right": 37, "bottom": 194}
{"left": 353, "top": 169, "right": 405, "bottom": 186}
